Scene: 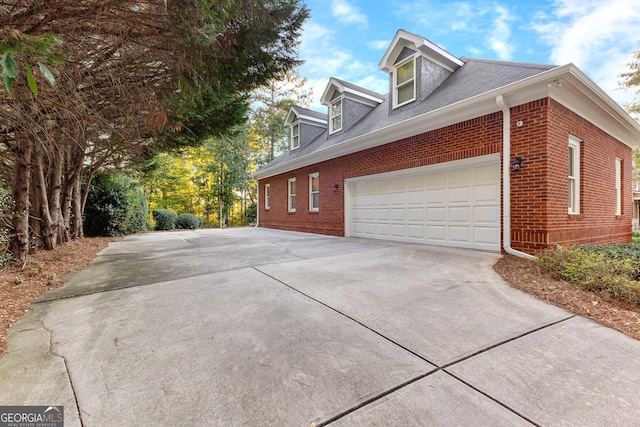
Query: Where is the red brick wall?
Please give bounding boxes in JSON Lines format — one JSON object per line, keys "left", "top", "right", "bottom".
{"left": 258, "top": 113, "right": 502, "bottom": 236}
{"left": 510, "top": 98, "right": 632, "bottom": 253}
{"left": 259, "top": 98, "right": 633, "bottom": 253}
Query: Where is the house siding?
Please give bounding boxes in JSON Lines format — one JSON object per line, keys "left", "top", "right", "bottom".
{"left": 258, "top": 98, "right": 633, "bottom": 254}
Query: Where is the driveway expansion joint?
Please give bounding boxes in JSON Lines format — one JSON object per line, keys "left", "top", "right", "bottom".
{"left": 253, "top": 265, "right": 576, "bottom": 426}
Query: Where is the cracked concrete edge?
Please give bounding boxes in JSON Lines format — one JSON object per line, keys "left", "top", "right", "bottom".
{"left": 0, "top": 303, "right": 81, "bottom": 427}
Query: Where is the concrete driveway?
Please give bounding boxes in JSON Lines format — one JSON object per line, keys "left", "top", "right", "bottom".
{"left": 2, "top": 228, "right": 640, "bottom": 426}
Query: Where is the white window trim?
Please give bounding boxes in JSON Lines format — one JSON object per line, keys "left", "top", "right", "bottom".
{"left": 568, "top": 135, "right": 581, "bottom": 214}
{"left": 288, "top": 178, "right": 296, "bottom": 212}
{"left": 393, "top": 55, "right": 416, "bottom": 109}
{"left": 264, "top": 184, "right": 270, "bottom": 210}
{"left": 290, "top": 121, "right": 300, "bottom": 150}
{"left": 615, "top": 157, "right": 622, "bottom": 216}
{"left": 329, "top": 97, "right": 343, "bottom": 134}
{"left": 309, "top": 173, "right": 319, "bottom": 212}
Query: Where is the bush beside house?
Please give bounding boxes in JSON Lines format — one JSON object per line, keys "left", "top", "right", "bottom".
{"left": 84, "top": 174, "right": 149, "bottom": 237}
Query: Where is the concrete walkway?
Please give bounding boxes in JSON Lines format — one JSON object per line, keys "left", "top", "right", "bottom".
{"left": 2, "top": 228, "right": 640, "bottom": 426}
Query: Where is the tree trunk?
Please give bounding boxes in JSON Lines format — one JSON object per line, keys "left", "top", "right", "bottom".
{"left": 34, "top": 147, "right": 56, "bottom": 250}
{"left": 48, "top": 146, "right": 65, "bottom": 244}
{"left": 10, "top": 143, "right": 33, "bottom": 262}
{"left": 71, "top": 177, "right": 84, "bottom": 239}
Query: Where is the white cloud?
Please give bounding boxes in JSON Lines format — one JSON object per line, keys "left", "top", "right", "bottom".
{"left": 299, "top": 20, "right": 381, "bottom": 110}
{"left": 487, "top": 5, "right": 514, "bottom": 60}
{"left": 531, "top": 0, "right": 640, "bottom": 104}
{"left": 331, "top": 0, "right": 368, "bottom": 26}
{"left": 368, "top": 40, "right": 390, "bottom": 50}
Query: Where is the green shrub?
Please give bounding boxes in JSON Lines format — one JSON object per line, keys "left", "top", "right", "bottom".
{"left": 538, "top": 247, "right": 640, "bottom": 304}
{"left": 152, "top": 209, "right": 178, "bottom": 231}
{"left": 84, "top": 174, "right": 149, "bottom": 237}
{"left": 176, "top": 213, "right": 202, "bottom": 230}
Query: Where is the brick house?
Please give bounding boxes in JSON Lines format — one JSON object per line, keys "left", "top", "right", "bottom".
{"left": 253, "top": 30, "right": 640, "bottom": 256}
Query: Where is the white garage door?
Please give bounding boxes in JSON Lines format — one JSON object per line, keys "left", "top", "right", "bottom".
{"left": 347, "top": 155, "right": 500, "bottom": 251}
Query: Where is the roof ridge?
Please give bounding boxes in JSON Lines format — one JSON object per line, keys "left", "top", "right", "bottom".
{"left": 460, "top": 57, "right": 557, "bottom": 70}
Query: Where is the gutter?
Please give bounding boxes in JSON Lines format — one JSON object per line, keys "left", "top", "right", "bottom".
{"left": 496, "top": 95, "right": 537, "bottom": 260}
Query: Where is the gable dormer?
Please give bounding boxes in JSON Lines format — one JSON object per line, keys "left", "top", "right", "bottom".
{"left": 379, "top": 30, "right": 464, "bottom": 112}
{"left": 320, "top": 77, "right": 384, "bottom": 136}
{"left": 284, "top": 106, "right": 327, "bottom": 151}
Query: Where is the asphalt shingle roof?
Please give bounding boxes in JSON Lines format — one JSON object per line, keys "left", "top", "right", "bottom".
{"left": 258, "top": 58, "right": 557, "bottom": 173}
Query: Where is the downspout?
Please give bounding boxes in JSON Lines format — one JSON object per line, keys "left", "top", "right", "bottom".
{"left": 496, "top": 95, "right": 537, "bottom": 260}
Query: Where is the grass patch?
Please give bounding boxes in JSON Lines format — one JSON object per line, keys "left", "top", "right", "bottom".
{"left": 538, "top": 244, "right": 640, "bottom": 305}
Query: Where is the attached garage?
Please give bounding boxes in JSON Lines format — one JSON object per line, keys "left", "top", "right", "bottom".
{"left": 345, "top": 155, "right": 501, "bottom": 251}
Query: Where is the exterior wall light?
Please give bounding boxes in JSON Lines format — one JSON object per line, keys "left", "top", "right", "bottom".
{"left": 333, "top": 184, "right": 339, "bottom": 192}
{"left": 512, "top": 156, "right": 523, "bottom": 172}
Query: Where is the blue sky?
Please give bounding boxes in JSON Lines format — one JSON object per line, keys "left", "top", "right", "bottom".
{"left": 297, "top": 0, "right": 640, "bottom": 111}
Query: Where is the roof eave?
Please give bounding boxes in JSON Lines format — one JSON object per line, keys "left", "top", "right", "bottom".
{"left": 255, "top": 65, "right": 640, "bottom": 180}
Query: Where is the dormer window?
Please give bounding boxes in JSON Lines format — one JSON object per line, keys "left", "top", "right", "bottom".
{"left": 330, "top": 98, "right": 343, "bottom": 134}
{"left": 394, "top": 57, "right": 415, "bottom": 108}
{"left": 291, "top": 122, "right": 300, "bottom": 150}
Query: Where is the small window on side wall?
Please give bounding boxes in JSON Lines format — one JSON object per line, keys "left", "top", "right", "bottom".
{"left": 394, "top": 57, "right": 415, "bottom": 108}
{"left": 288, "top": 178, "right": 296, "bottom": 212}
{"left": 615, "top": 157, "right": 622, "bottom": 216}
{"left": 291, "top": 122, "right": 300, "bottom": 150}
{"left": 329, "top": 98, "right": 342, "bottom": 134}
{"left": 309, "top": 173, "right": 319, "bottom": 211}
{"left": 568, "top": 135, "right": 581, "bottom": 214}
{"left": 264, "top": 184, "right": 270, "bottom": 210}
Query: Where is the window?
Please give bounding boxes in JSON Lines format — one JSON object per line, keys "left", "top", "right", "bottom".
{"left": 264, "top": 184, "right": 271, "bottom": 210}
{"left": 616, "top": 157, "right": 622, "bottom": 216}
{"left": 309, "top": 173, "right": 319, "bottom": 211}
{"left": 330, "top": 98, "right": 342, "bottom": 134}
{"left": 291, "top": 122, "right": 300, "bottom": 150}
{"left": 394, "top": 57, "right": 415, "bottom": 108}
{"left": 568, "top": 136, "right": 581, "bottom": 214}
{"left": 288, "top": 178, "right": 296, "bottom": 212}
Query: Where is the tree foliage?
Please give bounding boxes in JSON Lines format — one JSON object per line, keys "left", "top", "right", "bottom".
{"left": 249, "top": 69, "right": 313, "bottom": 165}
{"left": 620, "top": 44, "right": 640, "bottom": 116}
{"left": 0, "top": 0, "right": 309, "bottom": 261}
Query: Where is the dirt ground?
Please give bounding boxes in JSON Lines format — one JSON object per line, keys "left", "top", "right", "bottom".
{"left": 1, "top": 238, "right": 639, "bottom": 357}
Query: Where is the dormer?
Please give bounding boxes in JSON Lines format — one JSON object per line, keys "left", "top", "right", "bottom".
{"left": 284, "top": 106, "right": 327, "bottom": 151}
{"left": 379, "top": 30, "right": 464, "bottom": 111}
{"left": 320, "top": 77, "right": 384, "bottom": 136}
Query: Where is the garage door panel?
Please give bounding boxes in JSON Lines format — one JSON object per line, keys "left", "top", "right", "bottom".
{"left": 427, "top": 225, "right": 446, "bottom": 241}
{"left": 390, "top": 192, "right": 406, "bottom": 205}
{"left": 407, "top": 175, "right": 425, "bottom": 190}
{"left": 474, "top": 163, "right": 499, "bottom": 184}
{"left": 407, "top": 224, "right": 425, "bottom": 239}
{"left": 427, "top": 189, "right": 446, "bottom": 204}
{"left": 391, "top": 178, "right": 406, "bottom": 192}
{"left": 448, "top": 206, "right": 471, "bottom": 222}
{"left": 449, "top": 226, "right": 471, "bottom": 243}
{"left": 474, "top": 184, "right": 499, "bottom": 203}
{"left": 407, "top": 190, "right": 425, "bottom": 205}
{"left": 448, "top": 187, "right": 470, "bottom": 203}
{"left": 427, "top": 207, "right": 446, "bottom": 222}
{"left": 407, "top": 207, "right": 425, "bottom": 222}
{"left": 475, "top": 227, "right": 500, "bottom": 246}
{"left": 375, "top": 223, "right": 390, "bottom": 236}
{"left": 390, "top": 224, "right": 407, "bottom": 237}
{"left": 377, "top": 208, "right": 390, "bottom": 221}
{"left": 475, "top": 206, "right": 499, "bottom": 224}
{"left": 349, "top": 157, "right": 499, "bottom": 251}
